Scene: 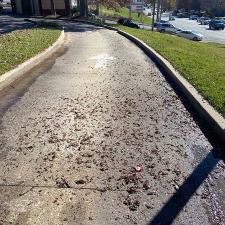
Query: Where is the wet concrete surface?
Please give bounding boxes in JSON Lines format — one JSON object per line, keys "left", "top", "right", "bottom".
{"left": 0, "top": 23, "right": 224, "bottom": 225}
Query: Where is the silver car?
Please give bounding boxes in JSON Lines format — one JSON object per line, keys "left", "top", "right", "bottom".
{"left": 157, "top": 23, "right": 180, "bottom": 34}
{"left": 176, "top": 30, "right": 203, "bottom": 41}
{"left": 199, "top": 17, "right": 211, "bottom": 25}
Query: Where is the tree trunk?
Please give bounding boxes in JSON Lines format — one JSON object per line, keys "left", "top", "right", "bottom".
{"left": 80, "top": 0, "right": 88, "bottom": 17}
{"left": 156, "top": 0, "right": 161, "bottom": 21}
{"left": 50, "top": 0, "right": 56, "bottom": 15}
{"left": 152, "top": 0, "right": 156, "bottom": 31}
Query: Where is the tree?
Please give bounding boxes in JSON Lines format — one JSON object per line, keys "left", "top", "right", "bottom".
{"left": 50, "top": 0, "right": 56, "bottom": 15}
{"left": 79, "top": 0, "right": 88, "bottom": 17}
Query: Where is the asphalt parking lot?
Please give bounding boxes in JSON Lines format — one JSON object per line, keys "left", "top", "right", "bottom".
{"left": 165, "top": 17, "right": 225, "bottom": 44}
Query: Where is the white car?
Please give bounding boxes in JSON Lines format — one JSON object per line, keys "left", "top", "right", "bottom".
{"left": 176, "top": 30, "right": 203, "bottom": 41}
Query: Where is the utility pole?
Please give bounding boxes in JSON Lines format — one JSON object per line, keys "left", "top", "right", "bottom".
{"left": 96, "top": 1, "right": 100, "bottom": 16}
{"left": 156, "top": 0, "right": 161, "bottom": 21}
{"left": 160, "top": 0, "right": 164, "bottom": 19}
{"left": 129, "top": 0, "right": 132, "bottom": 19}
{"left": 151, "top": 0, "right": 156, "bottom": 31}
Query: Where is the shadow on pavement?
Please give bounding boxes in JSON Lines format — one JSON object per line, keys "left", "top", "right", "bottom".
{"left": 0, "top": 21, "right": 100, "bottom": 121}
{"left": 64, "top": 22, "right": 103, "bottom": 33}
{"left": 148, "top": 148, "right": 224, "bottom": 225}
{"left": 0, "top": 15, "right": 34, "bottom": 35}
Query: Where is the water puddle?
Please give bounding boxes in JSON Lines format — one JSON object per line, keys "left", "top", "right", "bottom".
{"left": 90, "top": 53, "right": 115, "bottom": 69}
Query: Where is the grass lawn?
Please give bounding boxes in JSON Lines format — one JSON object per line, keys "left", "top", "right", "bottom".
{"left": 115, "top": 25, "right": 225, "bottom": 117}
{"left": 0, "top": 28, "right": 61, "bottom": 76}
{"left": 102, "top": 7, "right": 152, "bottom": 24}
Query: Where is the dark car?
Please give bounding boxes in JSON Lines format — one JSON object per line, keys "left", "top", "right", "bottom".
{"left": 169, "top": 15, "right": 175, "bottom": 21}
{"left": 209, "top": 19, "right": 225, "bottom": 30}
{"left": 88, "top": 13, "right": 96, "bottom": 17}
{"left": 154, "top": 20, "right": 168, "bottom": 27}
{"left": 189, "top": 15, "right": 198, "bottom": 20}
{"left": 177, "top": 13, "right": 185, "bottom": 18}
{"left": 117, "top": 18, "right": 139, "bottom": 29}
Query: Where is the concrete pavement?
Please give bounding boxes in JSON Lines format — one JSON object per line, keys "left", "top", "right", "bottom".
{"left": 0, "top": 23, "right": 224, "bottom": 225}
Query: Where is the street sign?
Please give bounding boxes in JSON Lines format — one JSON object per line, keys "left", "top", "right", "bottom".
{"left": 131, "top": 4, "right": 144, "bottom": 13}
{"left": 130, "top": 0, "right": 144, "bottom": 13}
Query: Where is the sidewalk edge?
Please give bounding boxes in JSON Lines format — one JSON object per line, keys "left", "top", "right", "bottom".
{"left": 118, "top": 29, "right": 225, "bottom": 145}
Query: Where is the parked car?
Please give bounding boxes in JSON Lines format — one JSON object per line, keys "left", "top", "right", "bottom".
{"left": 176, "top": 30, "right": 203, "bottom": 41}
{"left": 197, "top": 17, "right": 203, "bottom": 23}
{"left": 177, "top": 13, "right": 186, "bottom": 18}
{"left": 157, "top": 23, "right": 180, "bottom": 34}
{"left": 169, "top": 15, "right": 175, "bottom": 21}
{"left": 189, "top": 15, "right": 198, "bottom": 20}
{"left": 117, "top": 18, "right": 139, "bottom": 29}
{"left": 154, "top": 20, "right": 168, "bottom": 27}
{"left": 209, "top": 19, "right": 225, "bottom": 30}
{"left": 88, "top": 13, "right": 96, "bottom": 18}
{"left": 199, "top": 17, "right": 211, "bottom": 25}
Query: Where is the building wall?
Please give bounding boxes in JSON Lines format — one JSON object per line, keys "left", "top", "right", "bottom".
{"left": 41, "top": 0, "right": 70, "bottom": 15}
{"left": 55, "top": 0, "right": 66, "bottom": 9}
{"left": 15, "top": 0, "right": 71, "bottom": 16}
{"left": 41, "top": 0, "right": 51, "bottom": 10}
{"left": 41, "top": 0, "right": 65, "bottom": 9}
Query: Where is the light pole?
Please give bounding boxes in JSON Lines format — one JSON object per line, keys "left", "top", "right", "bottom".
{"left": 129, "top": 0, "right": 132, "bottom": 19}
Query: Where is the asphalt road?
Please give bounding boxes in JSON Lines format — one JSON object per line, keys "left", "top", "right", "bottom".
{"left": 0, "top": 15, "right": 33, "bottom": 34}
{"left": 0, "top": 23, "right": 224, "bottom": 225}
{"left": 163, "top": 16, "right": 225, "bottom": 44}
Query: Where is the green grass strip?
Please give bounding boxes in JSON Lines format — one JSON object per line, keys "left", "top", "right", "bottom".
{"left": 102, "top": 7, "right": 152, "bottom": 25}
{"left": 0, "top": 28, "right": 61, "bottom": 76}
{"left": 116, "top": 25, "right": 225, "bottom": 117}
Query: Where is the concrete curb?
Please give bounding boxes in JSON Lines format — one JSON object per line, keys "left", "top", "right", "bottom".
{"left": 0, "top": 29, "right": 65, "bottom": 92}
{"left": 73, "top": 20, "right": 225, "bottom": 144}
{"left": 118, "top": 30, "right": 225, "bottom": 145}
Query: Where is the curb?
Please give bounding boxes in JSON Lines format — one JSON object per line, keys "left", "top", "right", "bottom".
{"left": 74, "top": 20, "right": 225, "bottom": 145}
{"left": 0, "top": 29, "right": 65, "bottom": 92}
{"left": 118, "top": 30, "right": 225, "bottom": 145}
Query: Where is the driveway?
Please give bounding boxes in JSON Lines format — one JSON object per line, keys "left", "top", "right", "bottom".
{"left": 0, "top": 23, "right": 224, "bottom": 225}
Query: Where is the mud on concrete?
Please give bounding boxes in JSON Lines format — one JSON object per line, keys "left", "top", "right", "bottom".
{"left": 0, "top": 23, "right": 224, "bottom": 225}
